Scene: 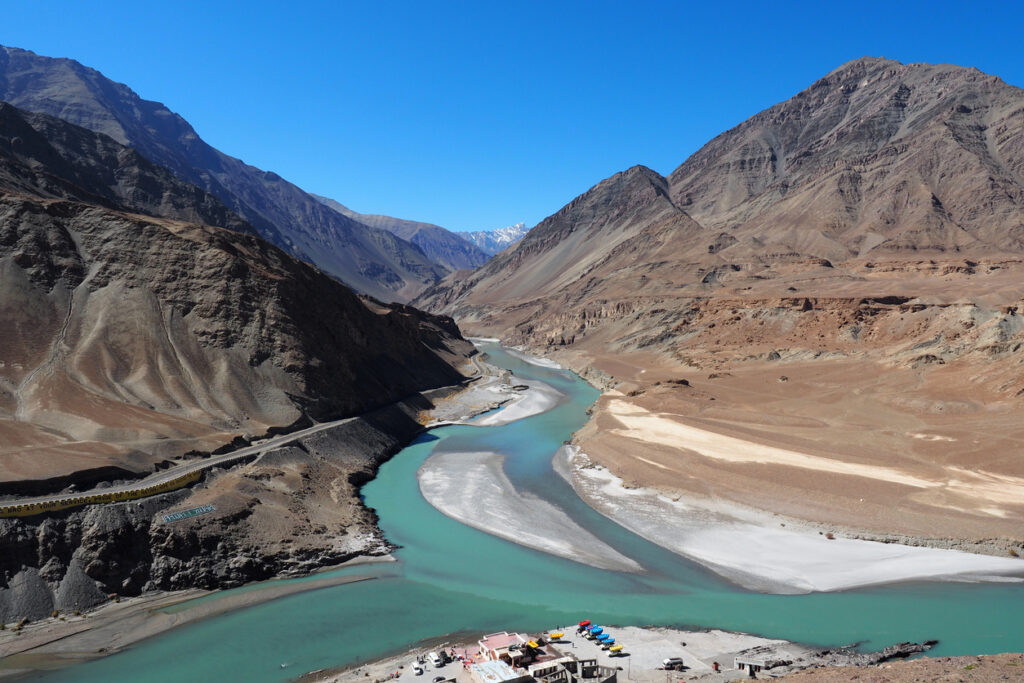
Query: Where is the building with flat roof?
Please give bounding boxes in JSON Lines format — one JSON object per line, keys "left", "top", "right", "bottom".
{"left": 469, "top": 661, "right": 533, "bottom": 683}
{"left": 479, "top": 632, "right": 531, "bottom": 666}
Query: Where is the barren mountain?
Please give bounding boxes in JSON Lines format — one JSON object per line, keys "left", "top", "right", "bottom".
{"left": 0, "top": 97, "right": 478, "bottom": 617}
{"left": 0, "top": 45, "right": 446, "bottom": 302}
{"left": 314, "top": 195, "right": 490, "bottom": 272}
{"left": 668, "top": 57, "right": 1024, "bottom": 259}
{"left": 0, "top": 104, "right": 472, "bottom": 492}
{"left": 415, "top": 57, "right": 1024, "bottom": 545}
{"left": 0, "top": 102, "right": 251, "bottom": 234}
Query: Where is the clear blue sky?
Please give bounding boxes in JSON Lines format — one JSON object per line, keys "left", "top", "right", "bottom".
{"left": 3, "top": 1, "right": 1023, "bottom": 231}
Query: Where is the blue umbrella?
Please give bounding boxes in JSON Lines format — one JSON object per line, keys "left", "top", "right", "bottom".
{"left": 596, "top": 634, "right": 611, "bottom": 641}
{"left": 591, "top": 627, "right": 603, "bottom": 635}
{"left": 603, "top": 638, "right": 615, "bottom": 646}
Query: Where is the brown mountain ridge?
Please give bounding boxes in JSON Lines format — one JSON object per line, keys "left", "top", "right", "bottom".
{"left": 415, "top": 57, "right": 1024, "bottom": 545}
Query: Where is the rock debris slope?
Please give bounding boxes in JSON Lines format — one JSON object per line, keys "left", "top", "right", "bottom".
{"left": 0, "top": 44, "right": 446, "bottom": 302}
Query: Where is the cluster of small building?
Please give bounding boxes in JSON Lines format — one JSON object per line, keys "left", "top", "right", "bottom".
{"left": 402, "top": 625, "right": 788, "bottom": 683}
{"left": 448, "top": 629, "right": 619, "bottom": 683}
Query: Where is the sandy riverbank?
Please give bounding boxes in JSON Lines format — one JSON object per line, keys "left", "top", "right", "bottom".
{"left": 470, "top": 377, "right": 566, "bottom": 426}
{"left": 0, "top": 560, "right": 390, "bottom": 679}
{"left": 417, "top": 450, "right": 641, "bottom": 573}
{"left": 559, "top": 445, "right": 1024, "bottom": 593}
{"left": 425, "top": 347, "right": 566, "bottom": 428}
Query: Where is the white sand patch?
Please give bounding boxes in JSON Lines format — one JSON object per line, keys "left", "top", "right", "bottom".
{"left": 505, "top": 348, "right": 564, "bottom": 369}
{"left": 471, "top": 377, "right": 565, "bottom": 426}
{"left": 606, "top": 400, "right": 1024, "bottom": 512}
{"left": 559, "top": 448, "right": 1024, "bottom": 593}
{"left": 910, "top": 432, "right": 955, "bottom": 441}
{"left": 418, "top": 451, "right": 642, "bottom": 573}
{"left": 606, "top": 399, "right": 934, "bottom": 488}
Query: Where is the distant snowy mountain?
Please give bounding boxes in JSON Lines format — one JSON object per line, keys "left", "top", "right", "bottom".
{"left": 460, "top": 222, "right": 530, "bottom": 256}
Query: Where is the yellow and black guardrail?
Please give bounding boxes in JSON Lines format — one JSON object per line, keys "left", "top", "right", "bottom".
{"left": 0, "top": 469, "right": 203, "bottom": 518}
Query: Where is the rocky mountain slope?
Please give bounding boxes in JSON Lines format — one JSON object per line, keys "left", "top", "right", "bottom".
{"left": 668, "top": 57, "right": 1024, "bottom": 259}
{"left": 0, "top": 100, "right": 473, "bottom": 492}
{"left": 415, "top": 57, "right": 1024, "bottom": 544}
{"left": 417, "top": 57, "right": 1024, "bottom": 362}
{"left": 0, "top": 45, "right": 446, "bottom": 302}
{"left": 0, "top": 397, "right": 430, "bottom": 622}
{"left": 461, "top": 221, "right": 530, "bottom": 255}
{"left": 314, "top": 195, "right": 490, "bottom": 272}
{"left": 0, "top": 102, "right": 251, "bottom": 234}
{"left": 0, "top": 95, "right": 476, "bottom": 621}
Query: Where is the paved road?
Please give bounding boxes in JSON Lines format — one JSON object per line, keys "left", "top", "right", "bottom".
{"left": 2, "top": 354, "right": 487, "bottom": 512}
{"left": 4, "top": 415, "right": 365, "bottom": 509}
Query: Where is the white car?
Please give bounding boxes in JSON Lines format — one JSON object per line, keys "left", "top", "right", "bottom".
{"left": 429, "top": 652, "right": 444, "bottom": 668}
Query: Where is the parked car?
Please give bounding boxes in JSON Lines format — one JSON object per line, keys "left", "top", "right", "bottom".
{"left": 429, "top": 652, "right": 444, "bottom": 668}
{"left": 663, "top": 657, "right": 684, "bottom": 670}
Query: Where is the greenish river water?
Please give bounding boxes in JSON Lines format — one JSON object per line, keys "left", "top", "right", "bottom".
{"left": 32, "top": 345, "right": 1024, "bottom": 682}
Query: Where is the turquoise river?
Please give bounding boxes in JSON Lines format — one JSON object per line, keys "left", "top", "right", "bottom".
{"left": 31, "top": 344, "right": 1024, "bottom": 682}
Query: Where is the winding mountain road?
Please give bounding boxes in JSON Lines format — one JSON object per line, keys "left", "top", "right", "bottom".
{"left": 1, "top": 415, "right": 366, "bottom": 513}
{"left": 2, "top": 353, "right": 487, "bottom": 516}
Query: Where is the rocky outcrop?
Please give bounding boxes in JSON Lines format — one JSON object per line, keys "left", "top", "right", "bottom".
{"left": 0, "top": 393, "right": 433, "bottom": 623}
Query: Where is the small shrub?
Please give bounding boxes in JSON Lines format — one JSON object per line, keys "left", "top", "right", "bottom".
{"left": 1009, "top": 548, "right": 1019, "bottom": 557}
{"left": 825, "top": 532, "right": 835, "bottom": 540}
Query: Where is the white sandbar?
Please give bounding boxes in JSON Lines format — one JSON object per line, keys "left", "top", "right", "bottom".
{"left": 418, "top": 451, "right": 641, "bottom": 573}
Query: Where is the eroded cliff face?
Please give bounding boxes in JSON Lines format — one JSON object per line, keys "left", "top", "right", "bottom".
{"left": 0, "top": 396, "right": 437, "bottom": 623}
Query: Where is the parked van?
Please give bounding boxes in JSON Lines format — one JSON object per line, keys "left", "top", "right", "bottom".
{"left": 429, "top": 652, "right": 444, "bottom": 668}
{"left": 663, "top": 658, "right": 684, "bottom": 670}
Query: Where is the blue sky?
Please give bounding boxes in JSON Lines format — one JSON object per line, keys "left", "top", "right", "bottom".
{"left": 3, "top": 1, "right": 1023, "bottom": 231}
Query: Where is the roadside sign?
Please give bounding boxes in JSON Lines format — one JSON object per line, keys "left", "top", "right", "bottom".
{"left": 162, "top": 504, "right": 215, "bottom": 523}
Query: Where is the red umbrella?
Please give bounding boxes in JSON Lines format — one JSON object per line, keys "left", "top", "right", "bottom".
{"left": 578, "top": 620, "right": 591, "bottom": 626}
